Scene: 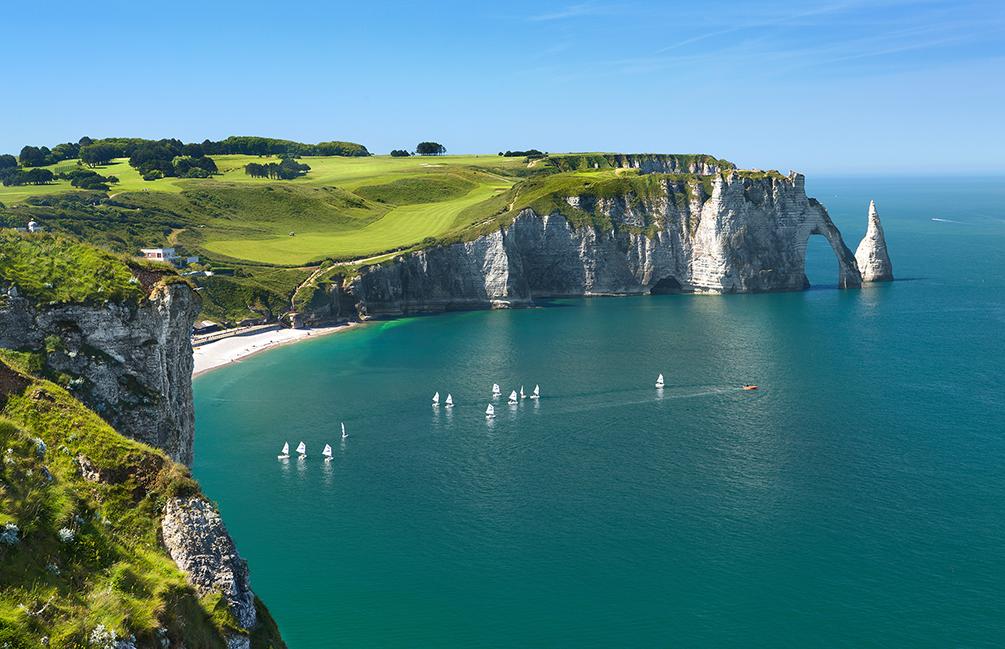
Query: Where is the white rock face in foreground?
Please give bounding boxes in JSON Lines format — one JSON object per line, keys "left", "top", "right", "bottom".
{"left": 855, "top": 200, "right": 894, "bottom": 282}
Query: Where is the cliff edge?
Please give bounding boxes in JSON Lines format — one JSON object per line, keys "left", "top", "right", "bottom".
{"left": 347, "top": 168, "right": 863, "bottom": 318}
{"left": 0, "top": 232, "right": 284, "bottom": 647}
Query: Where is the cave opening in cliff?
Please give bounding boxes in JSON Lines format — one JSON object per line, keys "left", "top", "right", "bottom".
{"left": 650, "top": 276, "right": 682, "bottom": 294}
{"left": 804, "top": 234, "right": 840, "bottom": 289}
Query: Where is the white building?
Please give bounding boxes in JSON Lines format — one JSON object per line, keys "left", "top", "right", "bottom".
{"left": 140, "top": 248, "right": 178, "bottom": 262}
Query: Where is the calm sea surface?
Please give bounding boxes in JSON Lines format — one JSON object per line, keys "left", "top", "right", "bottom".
{"left": 193, "top": 176, "right": 1005, "bottom": 647}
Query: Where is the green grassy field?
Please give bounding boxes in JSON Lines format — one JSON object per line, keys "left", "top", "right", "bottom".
{"left": 0, "top": 151, "right": 731, "bottom": 324}
{"left": 1, "top": 154, "right": 525, "bottom": 265}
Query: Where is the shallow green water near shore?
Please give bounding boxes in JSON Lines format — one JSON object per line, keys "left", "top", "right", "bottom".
{"left": 194, "top": 177, "right": 1005, "bottom": 647}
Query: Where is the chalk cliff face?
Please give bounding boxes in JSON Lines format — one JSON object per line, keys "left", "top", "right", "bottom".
{"left": 350, "top": 171, "right": 862, "bottom": 317}
{"left": 162, "top": 497, "right": 260, "bottom": 648}
{"left": 855, "top": 200, "right": 894, "bottom": 282}
{"left": 0, "top": 279, "right": 199, "bottom": 464}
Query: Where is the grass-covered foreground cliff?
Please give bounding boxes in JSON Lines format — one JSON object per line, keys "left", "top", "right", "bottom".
{"left": 0, "top": 356, "right": 283, "bottom": 647}
{"left": 0, "top": 233, "right": 285, "bottom": 647}
{"left": 0, "top": 140, "right": 749, "bottom": 325}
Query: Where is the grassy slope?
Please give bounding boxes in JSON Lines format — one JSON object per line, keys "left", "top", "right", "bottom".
{"left": 0, "top": 355, "right": 284, "bottom": 648}
{"left": 0, "top": 152, "right": 752, "bottom": 322}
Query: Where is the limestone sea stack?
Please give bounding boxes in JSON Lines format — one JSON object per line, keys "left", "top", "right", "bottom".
{"left": 855, "top": 200, "right": 894, "bottom": 282}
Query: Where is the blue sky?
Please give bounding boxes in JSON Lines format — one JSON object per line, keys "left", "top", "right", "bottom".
{"left": 3, "top": 0, "right": 1003, "bottom": 173}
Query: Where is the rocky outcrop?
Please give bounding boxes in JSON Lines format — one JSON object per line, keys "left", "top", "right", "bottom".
{"left": 855, "top": 200, "right": 894, "bottom": 282}
{"left": 161, "top": 497, "right": 258, "bottom": 648}
{"left": 0, "top": 279, "right": 199, "bottom": 464}
{"left": 351, "top": 171, "right": 862, "bottom": 317}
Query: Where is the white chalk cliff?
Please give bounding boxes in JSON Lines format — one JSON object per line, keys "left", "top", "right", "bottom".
{"left": 855, "top": 200, "right": 894, "bottom": 282}
{"left": 349, "top": 170, "right": 864, "bottom": 317}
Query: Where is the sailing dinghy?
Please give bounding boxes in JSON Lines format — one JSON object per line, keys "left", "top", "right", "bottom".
{"left": 341, "top": 423, "right": 348, "bottom": 440}
{"left": 277, "top": 442, "right": 290, "bottom": 460}
{"left": 296, "top": 441, "right": 307, "bottom": 458}
{"left": 520, "top": 385, "right": 526, "bottom": 399}
{"left": 445, "top": 393, "right": 454, "bottom": 408}
{"left": 655, "top": 373, "right": 665, "bottom": 389}
{"left": 508, "top": 390, "right": 518, "bottom": 405}
{"left": 492, "top": 383, "right": 501, "bottom": 397}
{"left": 485, "top": 404, "right": 495, "bottom": 419}
{"left": 322, "top": 443, "right": 333, "bottom": 462}
{"left": 530, "top": 384, "right": 540, "bottom": 400}
{"left": 432, "top": 391, "right": 440, "bottom": 406}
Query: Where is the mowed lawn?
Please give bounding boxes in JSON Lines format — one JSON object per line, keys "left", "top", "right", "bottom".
{"left": 2, "top": 153, "right": 529, "bottom": 265}
{"left": 201, "top": 173, "right": 512, "bottom": 264}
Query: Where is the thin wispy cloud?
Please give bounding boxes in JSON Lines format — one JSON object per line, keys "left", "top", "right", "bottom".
{"left": 528, "top": 2, "right": 618, "bottom": 22}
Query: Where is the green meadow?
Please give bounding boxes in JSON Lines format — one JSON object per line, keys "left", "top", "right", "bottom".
{"left": 1, "top": 155, "right": 525, "bottom": 265}
{"left": 0, "top": 151, "right": 725, "bottom": 323}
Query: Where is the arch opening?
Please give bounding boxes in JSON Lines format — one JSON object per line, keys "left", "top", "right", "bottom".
{"left": 803, "top": 233, "right": 843, "bottom": 289}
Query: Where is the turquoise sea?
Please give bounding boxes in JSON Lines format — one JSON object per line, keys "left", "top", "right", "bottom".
{"left": 193, "top": 177, "right": 1005, "bottom": 647}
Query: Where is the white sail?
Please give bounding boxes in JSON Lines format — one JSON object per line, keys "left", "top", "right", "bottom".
{"left": 530, "top": 384, "right": 540, "bottom": 399}
{"left": 341, "top": 422, "right": 348, "bottom": 439}
{"left": 432, "top": 391, "right": 440, "bottom": 405}
{"left": 296, "top": 441, "right": 306, "bottom": 455}
{"left": 322, "top": 443, "right": 333, "bottom": 458}
{"left": 492, "top": 383, "right": 501, "bottom": 396}
{"left": 485, "top": 404, "right": 495, "bottom": 418}
{"left": 655, "top": 373, "right": 664, "bottom": 388}
{"left": 281, "top": 442, "right": 289, "bottom": 455}
{"left": 508, "top": 390, "right": 518, "bottom": 404}
{"left": 520, "top": 385, "right": 526, "bottom": 399}
{"left": 445, "top": 393, "right": 453, "bottom": 406}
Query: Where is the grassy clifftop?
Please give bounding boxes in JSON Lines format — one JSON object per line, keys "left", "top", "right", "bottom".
{"left": 0, "top": 351, "right": 284, "bottom": 647}
{"left": 0, "top": 151, "right": 780, "bottom": 324}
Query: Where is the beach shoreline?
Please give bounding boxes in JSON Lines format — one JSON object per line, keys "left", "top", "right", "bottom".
{"left": 192, "top": 322, "right": 357, "bottom": 378}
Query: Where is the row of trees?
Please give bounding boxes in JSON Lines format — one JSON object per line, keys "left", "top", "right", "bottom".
{"left": 56, "top": 169, "right": 118, "bottom": 191}
{"left": 500, "top": 149, "right": 546, "bottom": 158}
{"left": 11, "top": 136, "right": 372, "bottom": 168}
{"left": 244, "top": 158, "right": 311, "bottom": 180}
{"left": 206, "top": 137, "right": 369, "bottom": 157}
{"left": 1, "top": 167, "right": 54, "bottom": 186}
{"left": 390, "top": 149, "right": 412, "bottom": 157}
{"left": 126, "top": 140, "right": 219, "bottom": 180}
{"left": 18, "top": 142, "right": 81, "bottom": 167}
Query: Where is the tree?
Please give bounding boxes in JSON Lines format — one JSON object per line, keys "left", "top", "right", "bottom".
{"left": 50, "top": 142, "right": 80, "bottom": 162}
{"left": 416, "top": 142, "right": 446, "bottom": 156}
{"left": 18, "top": 146, "right": 47, "bottom": 167}
{"left": 80, "top": 144, "right": 118, "bottom": 166}
{"left": 390, "top": 149, "right": 411, "bottom": 157}
{"left": 78, "top": 136, "right": 94, "bottom": 146}
{"left": 0, "top": 154, "right": 16, "bottom": 170}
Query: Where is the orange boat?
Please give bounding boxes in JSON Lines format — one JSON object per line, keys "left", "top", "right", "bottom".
{"left": 742, "top": 385, "right": 759, "bottom": 391}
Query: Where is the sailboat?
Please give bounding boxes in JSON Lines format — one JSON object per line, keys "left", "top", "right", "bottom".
{"left": 485, "top": 403, "right": 495, "bottom": 419}
{"left": 322, "top": 443, "right": 333, "bottom": 462}
{"left": 508, "top": 390, "right": 518, "bottom": 405}
{"left": 655, "top": 373, "right": 665, "bottom": 389}
{"left": 296, "top": 441, "right": 307, "bottom": 458}
{"left": 492, "top": 383, "right": 501, "bottom": 398}
{"left": 277, "top": 442, "right": 290, "bottom": 460}
{"left": 530, "top": 384, "right": 540, "bottom": 400}
{"left": 341, "top": 423, "right": 348, "bottom": 440}
{"left": 520, "top": 385, "right": 526, "bottom": 399}
{"left": 445, "top": 393, "right": 454, "bottom": 408}
{"left": 432, "top": 391, "right": 440, "bottom": 406}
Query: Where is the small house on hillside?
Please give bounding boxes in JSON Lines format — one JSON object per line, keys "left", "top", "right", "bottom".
{"left": 140, "top": 248, "right": 178, "bottom": 263}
